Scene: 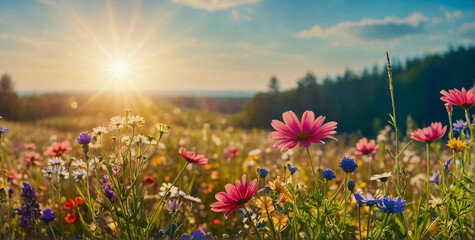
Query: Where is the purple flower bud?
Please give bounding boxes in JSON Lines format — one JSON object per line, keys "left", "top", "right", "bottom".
{"left": 102, "top": 184, "right": 117, "bottom": 202}
{"left": 76, "top": 132, "right": 92, "bottom": 145}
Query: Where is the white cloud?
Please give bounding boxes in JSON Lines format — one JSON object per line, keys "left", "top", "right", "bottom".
{"left": 37, "top": 0, "right": 56, "bottom": 6}
{"left": 295, "top": 12, "right": 428, "bottom": 40}
{"left": 445, "top": 10, "right": 463, "bottom": 20}
{"left": 170, "top": 0, "right": 261, "bottom": 11}
{"left": 231, "top": 10, "right": 251, "bottom": 20}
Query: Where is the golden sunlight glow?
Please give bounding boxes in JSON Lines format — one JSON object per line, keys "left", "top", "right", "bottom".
{"left": 109, "top": 60, "right": 131, "bottom": 79}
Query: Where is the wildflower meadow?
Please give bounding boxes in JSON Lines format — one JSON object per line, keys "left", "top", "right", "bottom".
{"left": 0, "top": 53, "right": 474, "bottom": 239}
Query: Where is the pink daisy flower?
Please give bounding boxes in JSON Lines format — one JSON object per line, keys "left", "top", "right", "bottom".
{"left": 410, "top": 122, "right": 447, "bottom": 143}
{"left": 354, "top": 137, "right": 379, "bottom": 155}
{"left": 268, "top": 110, "right": 337, "bottom": 151}
{"left": 210, "top": 174, "right": 257, "bottom": 218}
{"left": 44, "top": 141, "right": 72, "bottom": 157}
{"left": 179, "top": 147, "right": 208, "bottom": 164}
{"left": 440, "top": 87, "right": 474, "bottom": 110}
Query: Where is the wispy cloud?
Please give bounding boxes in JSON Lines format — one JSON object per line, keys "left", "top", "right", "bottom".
{"left": 231, "top": 10, "right": 251, "bottom": 20}
{"left": 170, "top": 0, "right": 261, "bottom": 11}
{"left": 237, "top": 42, "right": 271, "bottom": 57}
{"left": 37, "top": 0, "right": 56, "bottom": 6}
{"left": 185, "top": 38, "right": 215, "bottom": 48}
{"left": 452, "top": 22, "right": 475, "bottom": 44}
{"left": 0, "top": 34, "right": 54, "bottom": 46}
{"left": 445, "top": 10, "right": 463, "bottom": 20}
{"left": 295, "top": 12, "right": 428, "bottom": 41}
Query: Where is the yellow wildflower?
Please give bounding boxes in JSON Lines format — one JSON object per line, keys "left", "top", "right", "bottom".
{"left": 271, "top": 212, "right": 289, "bottom": 231}
{"left": 268, "top": 176, "right": 294, "bottom": 204}
{"left": 151, "top": 156, "right": 166, "bottom": 166}
{"left": 446, "top": 137, "right": 466, "bottom": 151}
{"left": 254, "top": 196, "right": 274, "bottom": 214}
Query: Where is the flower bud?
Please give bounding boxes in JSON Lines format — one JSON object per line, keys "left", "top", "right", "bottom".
{"left": 347, "top": 180, "right": 356, "bottom": 193}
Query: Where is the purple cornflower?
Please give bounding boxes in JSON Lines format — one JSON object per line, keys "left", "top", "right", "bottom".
{"left": 112, "top": 165, "right": 119, "bottom": 175}
{"left": 16, "top": 182, "right": 41, "bottom": 229}
{"left": 376, "top": 196, "right": 406, "bottom": 214}
{"left": 353, "top": 193, "right": 378, "bottom": 206}
{"left": 322, "top": 168, "right": 336, "bottom": 180}
{"left": 430, "top": 173, "right": 440, "bottom": 184}
{"left": 76, "top": 132, "right": 92, "bottom": 145}
{"left": 0, "top": 125, "right": 9, "bottom": 138}
{"left": 444, "top": 158, "right": 452, "bottom": 169}
{"left": 40, "top": 208, "right": 55, "bottom": 224}
{"left": 102, "top": 184, "right": 117, "bottom": 202}
{"left": 453, "top": 120, "right": 468, "bottom": 133}
{"left": 339, "top": 157, "right": 358, "bottom": 173}
{"left": 100, "top": 176, "right": 109, "bottom": 184}
{"left": 166, "top": 199, "right": 182, "bottom": 213}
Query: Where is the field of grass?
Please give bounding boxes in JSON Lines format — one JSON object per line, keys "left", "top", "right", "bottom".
{"left": 0, "top": 72, "right": 474, "bottom": 239}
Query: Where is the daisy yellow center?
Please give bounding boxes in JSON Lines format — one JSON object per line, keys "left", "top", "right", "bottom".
{"left": 296, "top": 131, "right": 309, "bottom": 141}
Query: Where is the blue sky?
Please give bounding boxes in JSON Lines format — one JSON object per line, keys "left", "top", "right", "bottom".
{"left": 0, "top": 0, "right": 473, "bottom": 92}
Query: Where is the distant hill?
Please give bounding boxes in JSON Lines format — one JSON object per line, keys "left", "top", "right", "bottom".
{"left": 241, "top": 46, "right": 475, "bottom": 136}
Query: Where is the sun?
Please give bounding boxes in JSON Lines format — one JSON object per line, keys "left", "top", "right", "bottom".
{"left": 109, "top": 60, "right": 131, "bottom": 80}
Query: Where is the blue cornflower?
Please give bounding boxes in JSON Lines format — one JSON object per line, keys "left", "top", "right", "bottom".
{"left": 76, "top": 132, "right": 92, "bottom": 145}
{"left": 259, "top": 168, "right": 269, "bottom": 178}
{"left": 40, "top": 208, "right": 56, "bottom": 224}
{"left": 322, "top": 168, "right": 336, "bottom": 180}
{"left": 347, "top": 180, "right": 356, "bottom": 192}
{"left": 263, "top": 185, "right": 271, "bottom": 191}
{"left": 191, "top": 227, "right": 211, "bottom": 240}
{"left": 453, "top": 120, "right": 468, "bottom": 133}
{"left": 16, "top": 182, "right": 41, "bottom": 229}
{"left": 0, "top": 125, "right": 9, "bottom": 138}
{"left": 288, "top": 166, "right": 298, "bottom": 175}
{"left": 339, "top": 157, "right": 358, "bottom": 173}
{"left": 430, "top": 173, "right": 440, "bottom": 184}
{"left": 376, "top": 196, "right": 406, "bottom": 214}
{"left": 353, "top": 193, "right": 378, "bottom": 206}
{"left": 8, "top": 188, "right": 13, "bottom": 199}
{"left": 444, "top": 158, "right": 452, "bottom": 169}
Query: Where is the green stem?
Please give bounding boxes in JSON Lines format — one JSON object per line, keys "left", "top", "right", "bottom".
{"left": 48, "top": 223, "right": 57, "bottom": 240}
{"left": 358, "top": 206, "right": 362, "bottom": 240}
{"left": 342, "top": 173, "right": 348, "bottom": 231}
{"left": 386, "top": 52, "right": 400, "bottom": 192}
{"left": 367, "top": 205, "right": 373, "bottom": 239}
{"left": 448, "top": 112, "right": 453, "bottom": 139}
{"left": 306, "top": 148, "right": 317, "bottom": 186}
{"left": 244, "top": 205, "right": 263, "bottom": 240}
{"left": 146, "top": 162, "right": 189, "bottom": 236}
{"left": 374, "top": 213, "right": 390, "bottom": 239}
{"left": 426, "top": 142, "right": 430, "bottom": 202}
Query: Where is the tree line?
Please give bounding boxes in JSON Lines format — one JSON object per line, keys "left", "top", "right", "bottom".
{"left": 241, "top": 46, "right": 475, "bottom": 136}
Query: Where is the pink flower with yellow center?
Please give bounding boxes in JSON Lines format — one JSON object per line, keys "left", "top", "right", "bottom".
{"left": 268, "top": 110, "right": 337, "bottom": 151}
{"left": 410, "top": 122, "right": 447, "bottom": 143}
{"left": 210, "top": 174, "right": 257, "bottom": 218}
{"left": 354, "top": 137, "right": 379, "bottom": 155}
{"left": 179, "top": 147, "right": 208, "bottom": 164}
{"left": 440, "top": 87, "right": 474, "bottom": 110}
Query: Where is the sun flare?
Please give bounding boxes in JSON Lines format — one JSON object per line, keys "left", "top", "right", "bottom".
{"left": 109, "top": 60, "right": 131, "bottom": 79}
